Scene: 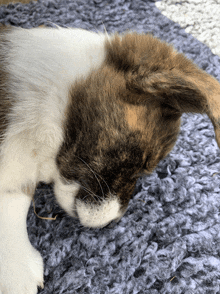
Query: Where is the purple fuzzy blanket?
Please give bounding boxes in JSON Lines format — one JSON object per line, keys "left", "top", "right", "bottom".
{"left": 1, "top": 0, "right": 220, "bottom": 293}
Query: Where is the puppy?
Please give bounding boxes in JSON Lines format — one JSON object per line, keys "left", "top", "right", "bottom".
{"left": 0, "top": 25, "right": 220, "bottom": 293}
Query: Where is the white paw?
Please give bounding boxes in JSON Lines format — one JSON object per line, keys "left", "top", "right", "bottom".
{"left": 0, "top": 242, "right": 44, "bottom": 294}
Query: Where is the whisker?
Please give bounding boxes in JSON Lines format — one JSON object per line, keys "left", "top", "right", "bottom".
{"left": 93, "top": 172, "right": 112, "bottom": 196}
{"left": 47, "top": 179, "right": 102, "bottom": 205}
{"left": 79, "top": 186, "right": 102, "bottom": 204}
{"left": 79, "top": 178, "right": 102, "bottom": 201}
{"left": 75, "top": 155, "right": 105, "bottom": 199}
{"left": 19, "top": 136, "right": 113, "bottom": 200}
{"left": 101, "top": 21, "right": 108, "bottom": 36}
{"left": 74, "top": 156, "right": 113, "bottom": 197}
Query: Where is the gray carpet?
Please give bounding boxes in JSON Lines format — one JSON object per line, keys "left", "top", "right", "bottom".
{"left": 1, "top": 0, "right": 220, "bottom": 293}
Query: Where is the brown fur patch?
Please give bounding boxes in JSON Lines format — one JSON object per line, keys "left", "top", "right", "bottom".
{"left": 123, "top": 104, "right": 146, "bottom": 132}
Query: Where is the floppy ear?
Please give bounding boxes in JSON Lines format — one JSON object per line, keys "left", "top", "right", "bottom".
{"left": 106, "top": 32, "right": 220, "bottom": 146}
{"left": 125, "top": 61, "right": 220, "bottom": 148}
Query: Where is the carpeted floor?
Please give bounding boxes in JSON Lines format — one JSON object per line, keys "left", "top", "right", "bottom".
{"left": 1, "top": 0, "right": 220, "bottom": 293}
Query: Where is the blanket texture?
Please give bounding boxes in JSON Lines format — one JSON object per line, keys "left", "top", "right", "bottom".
{"left": 1, "top": 0, "right": 220, "bottom": 293}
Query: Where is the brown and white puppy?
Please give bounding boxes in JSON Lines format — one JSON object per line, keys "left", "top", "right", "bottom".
{"left": 0, "top": 25, "right": 220, "bottom": 293}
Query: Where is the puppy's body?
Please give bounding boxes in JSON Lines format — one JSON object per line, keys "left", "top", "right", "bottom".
{"left": 0, "top": 26, "right": 220, "bottom": 293}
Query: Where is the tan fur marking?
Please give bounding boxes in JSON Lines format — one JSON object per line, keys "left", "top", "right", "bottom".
{"left": 124, "top": 104, "right": 146, "bottom": 131}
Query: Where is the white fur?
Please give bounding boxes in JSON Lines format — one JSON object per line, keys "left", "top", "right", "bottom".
{"left": 0, "top": 192, "right": 44, "bottom": 294}
{"left": 76, "top": 197, "right": 121, "bottom": 228}
{"left": 0, "top": 27, "right": 119, "bottom": 293}
{"left": 0, "top": 27, "right": 107, "bottom": 190}
{"left": 54, "top": 178, "right": 80, "bottom": 217}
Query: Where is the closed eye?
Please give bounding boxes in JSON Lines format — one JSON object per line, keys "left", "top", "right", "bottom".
{"left": 131, "top": 170, "right": 148, "bottom": 180}
{"left": 143, "top": 153, "right": 152, "bottom": 168}
{"left": 130, "top": 154, "right": 153, "bottom": 180}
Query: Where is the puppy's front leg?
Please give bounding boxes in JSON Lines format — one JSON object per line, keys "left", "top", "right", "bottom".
{"left": 0, "top": 192, "right": 44, "bottom": 294}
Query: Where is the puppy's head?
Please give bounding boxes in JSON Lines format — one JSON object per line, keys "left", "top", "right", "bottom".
{"left": 55, "top": 33, "right": 220, "bottom": 228}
